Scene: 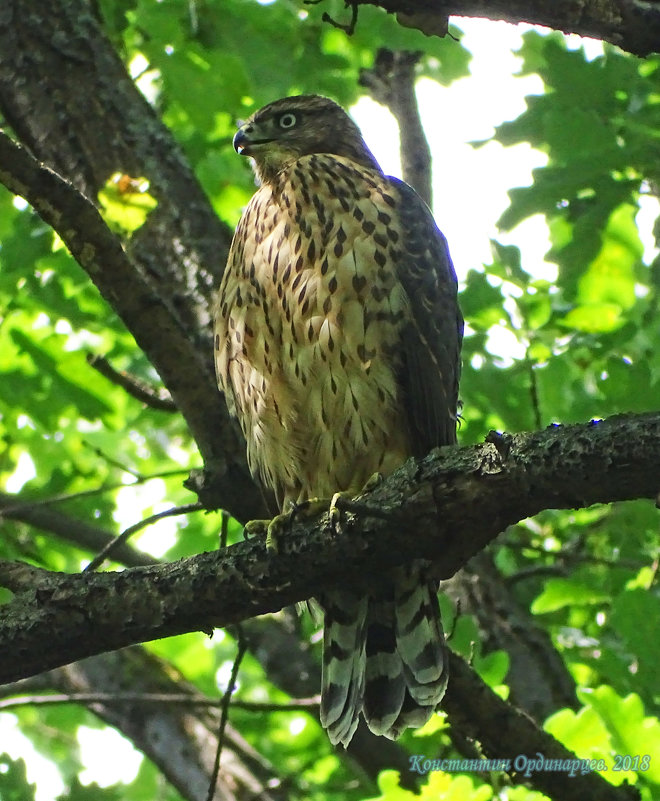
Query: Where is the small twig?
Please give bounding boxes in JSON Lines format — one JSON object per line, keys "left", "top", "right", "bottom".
{"left": 527, "top": 355, "right": 543, "bottom": 430}
{"left": 86, "top": 353, "right": 177, "bottom": 412}
{"left": 0, "top": 467, "right": 191, "bottom": 515}
{"left": 505, "top": 564, "right": 569, "bottom": 585}
{"left": 84, "top": 502, "right": 203, "bottom": 571}
{"left": 207, "top": 628, "right": 248, "bottom": 801}
{"left": 317, "top": 1, "right": 358, "bottom": 35}
{"left": 445, "top": 598, "right": 461, "bottom": 642}
{"left": 188, "top": 0, "right": 199, "bottom": 35}
{"left": 82, "top": 440, "right": 143, "bottom": 478}
{"left": 0, "top": 692, "right": 320, "bottom": 712}
{"left": 219, "top": 509, "right": 229, "bottom": 550}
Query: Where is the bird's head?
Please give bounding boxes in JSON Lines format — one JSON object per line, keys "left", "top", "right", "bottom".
{"left": 233, "top": 95, "right": 382, "bottom": 184}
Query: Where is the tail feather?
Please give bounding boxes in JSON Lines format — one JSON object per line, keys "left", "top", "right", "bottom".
{"left": 319, "top": 592, "right": 368, "bottom": 745}
{"left": 319, "top": 564, "right": 447, "bottom": 746}
{"left": 395, "top": 571, "right": 447, "bottom": 705}
{"left": 363, "top": 599, "right": 406, "bottom": 735}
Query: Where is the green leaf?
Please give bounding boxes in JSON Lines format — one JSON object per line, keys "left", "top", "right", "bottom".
{"left": 532, "top": 578, "right": 609, "bottom": 614}
{"left": 577, "top": 204, "right": 642, "bottom": 309}
{"left": 558, "top": 303, "right": 624, "bottom": 334}
{"left": 98, "top": 174, "right": 158, "bottom": 234}
{"left": 545, "top": 705, "right": 612, "bottom": 761}
{"left": 475, "top": 650, "right": 510, "bottom": 688}
{"left": 610, "top": 589, "right": 660, "bottom": 701}
{"left": 367, "top": 769, "right": 416, "bottom": 800}
{"left": 366, "top": 769, "right": 495, "bottom": 801}
{"left": 460, "top": 271, "right": 507, "bottom": 330}
{"left": 487, "top": 240, "right": 530, "bottom": 286}
{"left": 9, "top": 329, "right": 113, "bottom": 423}
{"left": 546, "top": 686, "right": 660, "bottom": 786}
{"left": 584, "top": 687, "right": 660, "bottom": 785}
{"left": 0, "top": 754, "right": 37, "bottom": 801}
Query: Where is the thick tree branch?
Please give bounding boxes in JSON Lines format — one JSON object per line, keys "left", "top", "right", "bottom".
{"left": 0, "top": 129, "right": 263, "bottom": 522}
{"left": 1, "top": 494, "right": 418, "bottom": 787}
{"left": 441, "top": 651, "right": 639, "bottom": 801}
{"left": 350, "top": 0, "right": 660, "bottom": 58}
{"left": 0, "top": 1, "right": 265, "bottom": 518}
{"left": 1, "top": 412, "right": 658, "bottom": 684}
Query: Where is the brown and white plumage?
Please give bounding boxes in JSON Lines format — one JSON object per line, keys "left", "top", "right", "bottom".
{"left": 214, "top": 95, "right": 463, "bottom": 746}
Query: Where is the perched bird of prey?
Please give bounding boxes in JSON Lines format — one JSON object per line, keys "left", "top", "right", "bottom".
{"left": 214, "top": 95, "right": 463, "bottom": 746}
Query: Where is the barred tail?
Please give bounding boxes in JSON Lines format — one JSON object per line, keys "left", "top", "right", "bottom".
{"left": 319, "top": 565, "right": 447, "bottom": 746}
{"left": 319, "top": 590, "right": 368, "bottom": 746}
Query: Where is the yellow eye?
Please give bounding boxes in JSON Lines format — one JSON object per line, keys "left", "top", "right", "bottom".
{"left": 278, "top": 112, "right": 298, "bottom": 129}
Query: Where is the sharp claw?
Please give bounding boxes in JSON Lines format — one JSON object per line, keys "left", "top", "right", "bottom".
{"left": 246, "top": 488, "right": 369, "bottom": 550}
{"left": 327, "top": 475, "right": 382, "bottom": 534}
{"left": 265, "top": 521, "right": 279, "bottom": 553}
{"left": 329, "top": 491, "right": 348, "bottom": 534}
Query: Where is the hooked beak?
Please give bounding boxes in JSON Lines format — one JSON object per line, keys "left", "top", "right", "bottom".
{"left": 233, "top": 127, "right": 250, "bottom": 155}
{"left": 233, "top": 124, "right": 273, "bottom": 156}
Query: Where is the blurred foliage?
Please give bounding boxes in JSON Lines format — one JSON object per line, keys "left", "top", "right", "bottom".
{"left": 0, "top": 754, "right": 37, "bottom": 801}
{"left": 0, "top": 2, "right": 659, "bottom": 801}
{"left": 98, "top": 174, "right": 159, "bottom": 234}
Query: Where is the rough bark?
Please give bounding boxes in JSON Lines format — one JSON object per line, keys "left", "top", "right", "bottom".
{"left": 1, "top": 412, "right": 658, "bottom": 683}
{"left": 0, "top": 0, "right": 264, "bottom": 521}
{"left": 349, "top": 0, "right": 660, "bottom": 57}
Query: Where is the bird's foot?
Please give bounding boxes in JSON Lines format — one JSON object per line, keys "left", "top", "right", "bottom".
{"left": 329, "top": 473, "right": 384, "bottom": 532}
{"left": 243, "top": 498, "right": 329, "bottom": 553}
{"left": 243, "top": 512, "right": 292, "bottom": 553}
{"left": 244, "top": 475, "right": 385, "bottom": 551}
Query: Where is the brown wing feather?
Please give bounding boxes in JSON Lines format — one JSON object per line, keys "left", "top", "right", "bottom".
{"left": 389, "top": 178, "right": 463, "bottom": 453}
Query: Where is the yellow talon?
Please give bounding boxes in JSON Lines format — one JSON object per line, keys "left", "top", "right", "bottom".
{"left": 265, "top": 515, "right": 286, "bottom": 553}
{"left": 329, "top": 474, "right": 383, "bottom": 532}
{"left": 329, "top": 491, "right": 350, "bottom": 532}
{"left": 243, "top": 516, "right": 285, "bottom": 552}
{"left": 245, "top": 477, "right": 383, "bottom": 549}
{"left": 243, "top": 503, "right": 299, "bottom": 553}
